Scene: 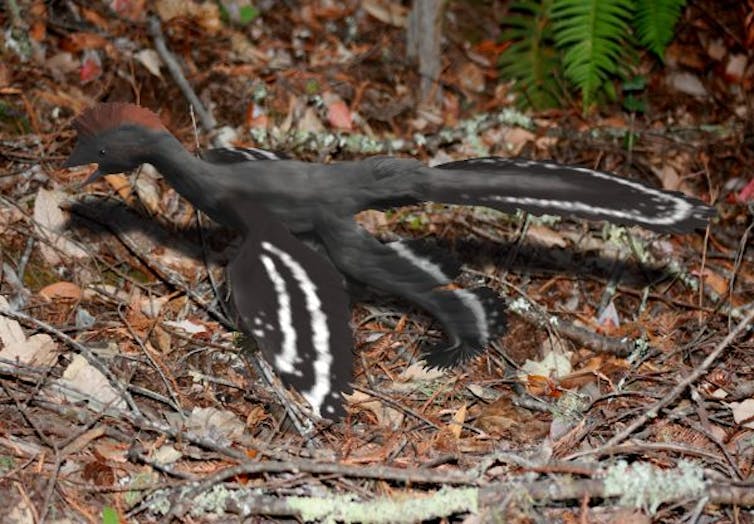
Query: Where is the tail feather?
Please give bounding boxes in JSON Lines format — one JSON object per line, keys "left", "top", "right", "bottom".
{"left": 422, "top": 287, "right": 507, "bottom": 368}
{"left": 415, "top": 157, "right": 714, "bottom": 233}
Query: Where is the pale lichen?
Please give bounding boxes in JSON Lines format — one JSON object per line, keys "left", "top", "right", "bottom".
{"left": 603, "top": 460, "right": 705, "bottom": 514}
{"left": 508, "top": 297, "right": 532, "bottom": 314}
{"left": 288, "top": 486, "right": 479, "bottom": 523}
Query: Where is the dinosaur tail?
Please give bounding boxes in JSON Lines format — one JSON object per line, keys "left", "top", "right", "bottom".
{"left": 413, "top": 157, "right": 714, "bottom": 233}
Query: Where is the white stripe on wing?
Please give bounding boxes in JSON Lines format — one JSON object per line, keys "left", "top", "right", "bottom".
{"left": 262, "top": 242, "right": 332, "bottom": 416}
{"left": 259, "top": 254, "right": 301, "bottom": 376}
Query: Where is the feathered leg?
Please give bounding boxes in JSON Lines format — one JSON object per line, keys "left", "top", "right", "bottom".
{"left": 313, "top": 211, "right": 506, "bottom": 367}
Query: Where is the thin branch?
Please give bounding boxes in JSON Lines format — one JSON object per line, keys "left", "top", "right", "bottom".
{"left": 148, "top": 17, "right": 216, "bottom": 132}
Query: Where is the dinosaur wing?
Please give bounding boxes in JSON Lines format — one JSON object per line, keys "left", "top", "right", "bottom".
{"left": 228, "top": 206, "right": 352, "bottom": 418}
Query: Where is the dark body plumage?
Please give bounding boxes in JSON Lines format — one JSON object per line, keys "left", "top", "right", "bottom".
{"left": 64, "top": 103, "right": 715, "bottom": 417}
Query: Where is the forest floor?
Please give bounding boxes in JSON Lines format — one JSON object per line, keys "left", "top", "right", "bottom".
{"left": 1, "top": 1, "right": 753, "bottom": 522}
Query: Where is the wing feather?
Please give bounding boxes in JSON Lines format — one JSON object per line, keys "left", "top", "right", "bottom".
{"left": 229, "top": 206, "right": 352, "bottom": 418}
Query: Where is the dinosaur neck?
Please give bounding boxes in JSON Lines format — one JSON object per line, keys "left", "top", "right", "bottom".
{"left": 147, "top": 133, "right": 227, "bottom": 223}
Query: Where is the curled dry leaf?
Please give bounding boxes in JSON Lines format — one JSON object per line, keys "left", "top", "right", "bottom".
{"left": 447, "top": 403, "right": 467, "bottom": 439}
{"left": 520, "top": 350, "right": 572, "bottom": 380}
{"left": 135, "top": 49, "right": 163, "bottom": 79}
{"left": 362, "top": 0, "right": 408, "bottom": 27}
{"left": 345, "top": 390, "right": 405, "bottom": 428}
{"left": 56, "top": 354, "right": 127, "bottom": 410}
{"left": 33, "top": 188, "right": 88, "bottom": 265}
{"left": 134, "top": 164, "right": 162, "bottom": 214}
{"left": 162, "top": 319, "right": 207, "bottom": 335}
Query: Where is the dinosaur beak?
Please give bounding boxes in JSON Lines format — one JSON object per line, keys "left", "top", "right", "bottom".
{"left": 64, "top": 142, "right": 103, "bottom": 185}
{"left": 80, "top": 168, "right": 104, "bottom": 185}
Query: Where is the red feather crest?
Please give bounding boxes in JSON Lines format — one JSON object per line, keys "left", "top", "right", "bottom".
{"left": 72, "top": 103, "right": 166, "bottom": 137}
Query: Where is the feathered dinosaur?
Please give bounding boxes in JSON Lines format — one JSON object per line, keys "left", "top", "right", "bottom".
{"left": 64, "top": 103, "right": 714, "bottom": 417}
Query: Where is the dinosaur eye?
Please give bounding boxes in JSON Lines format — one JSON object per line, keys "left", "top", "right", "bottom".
{"left": 98, "top": 148, "right": 106, "bottom": 157}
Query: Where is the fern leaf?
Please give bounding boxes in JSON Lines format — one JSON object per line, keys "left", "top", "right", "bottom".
{"left": 499, "top": 0, "right": 563, "bottom": 109}
{"left": 635, "top": 0, "right": 686, "bottom": 59}
{"left": 551, "top": 0, "right": 633, "bottom": 109}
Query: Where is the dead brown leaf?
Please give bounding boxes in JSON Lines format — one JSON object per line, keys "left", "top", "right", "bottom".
{"left": 447, "top": 402, "right": 467, "bottom": 439}
{"left": 39, "top": 281, "right": 82, "bottom": 301}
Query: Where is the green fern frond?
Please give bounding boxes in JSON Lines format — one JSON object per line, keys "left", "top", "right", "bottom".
{"left": 499, "top": 0, "right": 563, "bottom": 110}
{"left": 551, "top": 0, "right": 633, "bottom": 110}
{"left": 635, "top": 0, "right": 686, "bottom": 59}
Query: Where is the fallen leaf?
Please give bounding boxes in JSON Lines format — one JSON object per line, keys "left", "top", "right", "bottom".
{"left": 655, "top": 165, "right": 682, "bottom": 191}
{"left": 134, "top": 165, "right": 162, "bottom": 214}
{"left": 93, "top": 439, "right": 129, "bottom": 462}
{"left": 503, "top": 128, "right": 536, "bottom": 155}
{"left": 520, "top": 350, "right": 572, "bottom": 379}
{"left": 697, "top": 268, "right": 729, "bottom": 297}
{"left": 0, "top": 333, "right": 58, "bottom": 369}
{"left": 527, "top": 225, "right": 567, "bottom": 248}
{"left": 80, "top": 50, "right": 103, "bottom": 84}
{"left": 326, "top": 99, "right": 353, "bottom": 130}
{"left": 33, "top": 188, "right": 89, "bottom": 264}
{"left": 57, "top": 354, "right": 127, "bottom": 410}
{"left": 155, "top": 0, "right": 220, "bottom": 34}
{"left": 362, "top": 0, "right": 408, "bottom": 27}
{"left": 0, "top": 296, "right": 26, "bottom": 348}
{"left": 162, "top": 319, "right": 206, "bottom": 335}
{"left": 150, "top": 327, "right": 172, "bottom": 353}
{"left": 597, "top": 300, "right": 620, "bottom": 329}
{"left": 185, "top": 407, "right": 245, "bottom": 444}
{"left": 135, "top": 49, "right": 162, "bottom": 78}
{"left": 728, "top": 398, "right": 754, "bottom": 429}
{"left": 245, "top": 103, "right": 269, "bottom": 128}
{"left": 46, "top": 52, "right": 79, "bottom": 78}
{"left": 475, "top": 397, "right": 529, "bottom": 437}
{"left": 153, "top": 444, "right": 182, "bottom": 465}
{"left": 736, "top": 178, "right": 754, "bottom": 202}
{"left": 39, "top": 281, "right": 82, "bottom": 301}
{"left": 457, "top": 62, "right": 486, "bottom": 94}
{"left": 298, "top": 106, "right": 325, "bottom": 133}
{"left": 104, "top": 174, "right": 132, "bottom": 200}
{"left": 82, "top": 7, "right": 110, "bottom": 29}
{"left": 448, "top": 403, "right": 467, "bottom": 439}
{"left": 466, "top": 383, "right": 501, "bottom": 402}
{"left": 724, "top": 54, "right": 748, "bottom": 84}
{"left": 60, "top": 32, "right": 110, "bottom": 52}
{"left": 110, "top": 0, "right": 146, "bottom": 21}
{"left": 397, "top": 362, "right": 446, "bottom": 382}
{"left": 666, "top": 72, "right": 708, "bottom": 97}
{"left": 345, "top": 390, "right": 405, "bottom": 428}
{"left": 474, "top": 397, "right": 550, "bottom": 443}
